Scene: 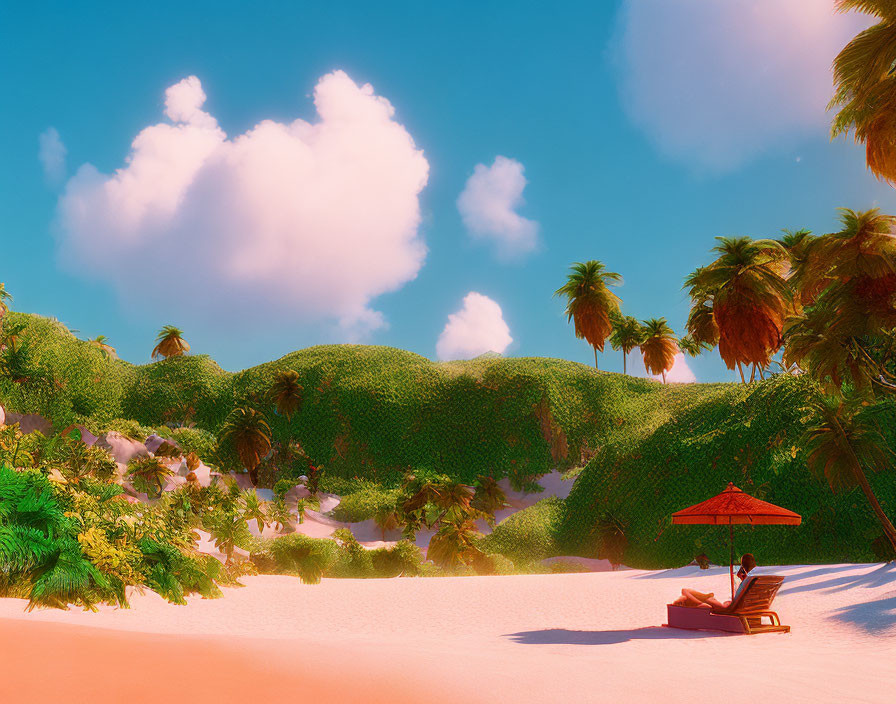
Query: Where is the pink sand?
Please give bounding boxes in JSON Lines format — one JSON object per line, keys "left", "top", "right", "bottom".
{"left": 1, "top": 563, "right": 893, "bottom": 703}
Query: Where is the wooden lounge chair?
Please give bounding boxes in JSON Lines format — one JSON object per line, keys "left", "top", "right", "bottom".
{"left": 666, "top": 575, "right": 790, "bottom": 635}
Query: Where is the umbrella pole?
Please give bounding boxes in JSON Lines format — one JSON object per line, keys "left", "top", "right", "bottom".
{"left": 729, "top": 524, "right": 735, "bottom": 601}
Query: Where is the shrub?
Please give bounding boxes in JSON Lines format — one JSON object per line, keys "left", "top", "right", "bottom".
{"left": 480, "top": 497, "right": 564, "bottom": 567}
{"left": 270, "top": 533, "right": 338, "bottom": 584}
{"left": 331, "top": 483, "right": 400, "bottom": 523}
{"left": 368, "top": 540, "right": 423, "bottom": 578}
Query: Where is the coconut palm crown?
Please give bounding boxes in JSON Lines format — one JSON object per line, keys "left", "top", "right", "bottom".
{"left": 554, "top": 260, "right": 622, "bottom": 368}
{"left": 89, "top": 335, "right": 117, "bottom": 359}
{"left": 639, "top": 318, "right": 678, "bottom": 384}
{"left": 608, "top": 314, "right": 645, "bottom": 375}
{"left": 152, "top": 325, "right": 190, "bottom": 359}
{"left": 219, "top": 406, "right": 272, "bottom": 486}
{"left": 830, "top": 1, "right": 896, "bottom": 183}
{"left": 269, "top": 369, "right": 303, "bottom": 420}
{"left": 687, "top": 237, "right": 789, "bottom": 381}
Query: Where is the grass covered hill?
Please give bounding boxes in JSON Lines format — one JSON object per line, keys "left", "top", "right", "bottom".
{"left": 1, "top": 311, "right": 746, "bottom": 485}
{"left": 2, "top": 310, "right": 895, "bottom": 567}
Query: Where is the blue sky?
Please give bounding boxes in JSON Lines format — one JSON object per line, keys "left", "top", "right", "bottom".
{"left": 1, "top": 1, "right": 893, "bottom": 381}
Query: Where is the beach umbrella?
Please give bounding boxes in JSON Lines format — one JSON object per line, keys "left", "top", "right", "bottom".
{"left": 671, "top": 482, "right": 801, "bottom": 600}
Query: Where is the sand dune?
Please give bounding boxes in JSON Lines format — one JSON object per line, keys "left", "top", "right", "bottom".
{"left": 1, "top": 563, "right": 894, "bottom": 703}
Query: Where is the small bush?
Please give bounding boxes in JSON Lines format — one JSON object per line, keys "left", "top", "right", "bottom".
{"left": 331, "top": 483, "right": 400, "bottom": 523}
{"left": 270, "top": 533, "right": 338, "bottom": 584}
{"left": 480, "top": 497, "right": 564, "bottom": 567}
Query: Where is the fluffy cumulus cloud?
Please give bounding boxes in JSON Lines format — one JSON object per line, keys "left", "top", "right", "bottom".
{"left": 55, "top": 72, "right": 429, "bottom": 334}
{"left": 627, "top": 350, "right": 697, "bottom": 384}
{"left": 436, "top": 292, "right": 513, "bottom": 360}
{"left": 614, "top": 0, "right": 872, "bottom": 169}
{"left": 457, "top": 156, "right": 538, "bottom": 257}
{"left": 39, "top": 127, "right": 67, "bottom": 185}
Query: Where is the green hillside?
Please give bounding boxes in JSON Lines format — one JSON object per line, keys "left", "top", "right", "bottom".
{"left": 2, "top": 310, "right": 895, "bottom": 567}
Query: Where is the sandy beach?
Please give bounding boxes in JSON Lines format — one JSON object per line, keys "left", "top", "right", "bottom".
{"left": 2, "top": 562, "right": 894, "bottom": 704}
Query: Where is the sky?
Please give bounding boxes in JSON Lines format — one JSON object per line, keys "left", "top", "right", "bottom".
{"left": 1, "top": 0, "right": 894, "bottom": 382}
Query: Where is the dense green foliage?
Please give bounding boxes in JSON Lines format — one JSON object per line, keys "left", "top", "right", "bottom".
{"left": 561, "top": 375, "right": 896, "bottom": 568}
{"left": 3, "top": 310, "right": 895, "bottom": 576}
{"left": 480, "top": 498, "right": 564, "bottom": 567}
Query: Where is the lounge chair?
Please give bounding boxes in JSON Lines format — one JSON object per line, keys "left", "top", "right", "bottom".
{"left": 665, "top": 575, "right": 790, "bottom": 635}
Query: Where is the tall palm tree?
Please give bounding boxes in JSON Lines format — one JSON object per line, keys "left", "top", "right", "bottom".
{"left": 802, "top": 394, "right": 896, "bottom": 554}
{"left": 0, "top": 283, "right": 11, "bottom": 321}
{"left": 639, "top": 318, "right": 678, "bottom": 384}
{"left": 152, "top": 325, "right": 190, "bottom": 359}
{"left": 686, "top": 237, "right": 789, "bottom": 383}
{"left": 219, "top": 406, "right": 272, "bottom": 486}
{"left": 554, "top": 261, "right": 622, "bottom": 368}
{"left": 802, "top": 209, "right": 896, "bottom": 317}
{"left": 830, "top": 1, "right": 896, "bottom": 183}
{"left": 269, "top": 369, "right": 303, "bottom": 420}
{"left": 608, "top": 314, "right": 644, "bottom": 375}
{"left": 678, "top": 335, "right": 712, "bottom": 358}
{"left": 783, "top": 209, "right": 896, "bottom": 395}
{"left": 89, "top": 335, "right": 117, "bottom": 359}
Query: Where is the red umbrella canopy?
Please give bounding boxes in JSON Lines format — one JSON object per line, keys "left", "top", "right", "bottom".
{"left": 671, "top": 483, "right": 801, "bottom": 526}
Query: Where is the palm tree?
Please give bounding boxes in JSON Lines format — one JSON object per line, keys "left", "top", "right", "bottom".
{"left": 269, "top": 369, "right": 303, "bottom": 420}
{"left": 427, "top": 517, "right": 483, "bottom": 572}
{"left": 152, "top": 325, "right": 190, "bottom": 359}
{"left": 471, "top": 476, "right": 508, "bottom": 527}
{"left": 801, "top": 209, "right": 896, "bottom": 316}
{"left": 89, "top": 335, "right": 117, "bottom": 359}
{"left": 783, "top": 209, "right": 896, "bottom": 395}
{"left": 374, "top": 506, "right": 403, "bottom": 540}
{"left": 240, "top": 489, "right": 268, "bottom": 532}
{"left": 639, "top": 318, "right": 678, "bottom": 384}
{"left": 678, "top": 335, "right": 712, "bottom": 358}
{"left": 126, "top": 455, "right": 174, "bottom": 497}
{"left": 802, "top": 394, "right": 896, "bottom": 554}
{"left": 208, "top": 508, "right": 251, "bottom": 564}
{"left": 0, "top": 283, "right": 11, "bottom": 321}
{"left": 295, "top": 495, "right": 320, "bottom": 524}
{"left": 219, "top": 406, "right": 272, "bottom": 486}
{"left": 554, "top": 261, "right": 622, "bottom": 368}
{"left": 686, "top": 237, "right": 789, "bottom": 383}
{"left": 608, "top": 314, "right": 645, "bottom": 375}
{"left": 830, "top": 1, "right": 896, "bottom": 183}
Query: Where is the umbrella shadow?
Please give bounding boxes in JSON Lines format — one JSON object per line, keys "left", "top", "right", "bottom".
{"left": 504, "top": 627, "right": 736, "bottom": 646}
{"left": 830, "top": 595, "right": 896, "bottom": 634}
{"left": 779, "top": 563, "right": 896, "bottom": 596}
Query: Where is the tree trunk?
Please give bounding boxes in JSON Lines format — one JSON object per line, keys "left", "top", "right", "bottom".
{"left": 623, "top": 351, "right": 627, "bottom": 375}
{"left": 594, "top": 347, "right": 599, "bottom": 370}
{"left": 749, "top": 364, "right": 757, "bottom": 383}
{"left": 852, "top": 460, "right": 896, "bottom": 555}
{"left": 758, "top": 365, "right": 765, "bottom": 380}
{"left": 662, "top": 371, "right": 667, "bottom": 384}
{"left": 737, "top": 361, "right": 746, "bottom": 384}
{"left": 248, "top": 466, "right": 259, "bottom": 486}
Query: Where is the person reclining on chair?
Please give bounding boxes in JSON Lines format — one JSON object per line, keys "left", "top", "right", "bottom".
{"left": 672, "top": 553, "right": 763, "bottom": 609}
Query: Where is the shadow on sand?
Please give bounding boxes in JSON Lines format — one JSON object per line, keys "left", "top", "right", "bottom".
{"left": 831, "top": 595, "right": 896, "bottom": 633}
{"left": 504, "top": 626, "right": 735, "bottom": 646}
{"left": 779, "top": 563, "right": 896, "bottom": 596}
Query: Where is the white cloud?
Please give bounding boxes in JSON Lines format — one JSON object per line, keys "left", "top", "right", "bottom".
{"left": 436, "top": 292, "right": 513, "bottom": 360}
{"left": 614, "top": 0, "right": 872, "bottom": 170}
{"left": 55, "top": 72, "right": 429, "bottom": 334}
{"left": 39, "top": 127, "right": 67, "bottom": 185}
{"left": 627, "top": 350, "right": 697, "bottom": 384}
{"left": 457, "top": 156, "right": 538, "bottom": 257}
